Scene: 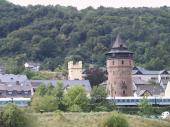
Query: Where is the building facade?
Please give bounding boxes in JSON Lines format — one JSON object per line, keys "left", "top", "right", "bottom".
{"left": 106, "top": 35, "right": 134, "bottom": 97}
{"left": 68, "top": 61, "right": 83, "bottom": 80}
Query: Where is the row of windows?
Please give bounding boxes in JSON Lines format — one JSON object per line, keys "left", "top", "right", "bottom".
{"left": 112, "top": 60, "right": 131, "bottom": 65}
{"left": 0, "top": 101, "right": 29, "bottom": 105}
{"left": 151, "top": 77, "right": 170, "bottom": 80}
{"left": 112, "top": 99, "right": 170, "bottom": 103}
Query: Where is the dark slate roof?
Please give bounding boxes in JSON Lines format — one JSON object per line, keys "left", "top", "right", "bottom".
{"left": 106, "top": 35, "right": 133, "bottom": 55}
{"left": 112, "top": 35, "right": 127, "bottom": 49}
{"left": 136, "top": 84, "right": 164, "bottom": 96}
{"left": 64, "top": 80, "right": 91, "bottom": 92}
{"left": 132, "top": 77, "right": 150, "bottom": 85}
{"left": 132, "top": 66, "right": 170, "bottom": 75}
{"left": 0, "top": 84, "right": 6, "bottom": 90}
{"left": 0, "top": 84, "right": 31, "bottom": 91}
{"left": 0, "top": 74, "right": 28, "bottom": 83}
{"left": 30, "top": 80, "right": 91, "bottom": 92}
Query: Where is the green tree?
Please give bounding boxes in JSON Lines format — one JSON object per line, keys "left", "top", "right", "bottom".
{"left": 85, "top": 67, "right": 107, "bottom": 87}
{"left": 53, "top": 82, "right": 65, "bottom": 110}
{"left": 138, "top": 96, "right": 153, "bottom": 116}
{"left": 63, "top": 85, "right": 89, "bottom": 112}
{"left": 90, "top": 86, "right": 112, "bottom": 112}
{"left": 34, "top": 84, "right": 47, "bottom": 96}
{"left": 31, "top": 95, "right": 58, "bottom": 112}
{"left": 1, "top": 103, "right": 30, "bottom": 127}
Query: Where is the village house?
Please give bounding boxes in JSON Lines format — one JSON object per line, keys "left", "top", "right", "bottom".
{"left": 132, "top": 66, "right": 170, "bottom": 96}
{"left": 24, "top": 62, "right": 40, "bottom": 71}
{"left": 0, "top": 74, "right": 31, "bottom": 97}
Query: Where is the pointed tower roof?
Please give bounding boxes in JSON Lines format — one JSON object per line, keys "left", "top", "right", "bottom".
{"left": 106, "top": 34, "right": 133, "bottom": 56}
{"left": 112, "top": 34, "right": 127, "bottom": 49}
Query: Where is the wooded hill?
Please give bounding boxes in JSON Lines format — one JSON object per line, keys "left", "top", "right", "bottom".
{"left": 1, "top": 0, "right": 170, "bottom": 70}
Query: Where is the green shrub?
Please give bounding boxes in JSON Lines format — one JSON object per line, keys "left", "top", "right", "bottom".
{"left": 69, "top": 104, "right": 82, "bottom": 112}
{"left": 31, "top": 95, "right": 58, "bottom": 112}
{"left": 100, "top": 112, "right": 129, "bottom": 127}
{"left": 1, "top": 103, "right": 30, "bottom": 127}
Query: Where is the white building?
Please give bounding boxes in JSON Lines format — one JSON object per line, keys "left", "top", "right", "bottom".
{"left": 24, "top": 62, "right": 40, "bottom": 71}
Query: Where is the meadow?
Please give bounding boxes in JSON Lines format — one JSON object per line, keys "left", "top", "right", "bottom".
{"left": 33, "top": 112, "right": 170, "bottom": 127}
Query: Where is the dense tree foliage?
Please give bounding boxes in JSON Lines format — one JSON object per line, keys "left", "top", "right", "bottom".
{"left": 90, "top": 86, "right": 112, "bottom": 111}
{"left": 138, "top": 97, "right": 153, "bottom": 116}
{"left": 0, "top": 1, "right": 170, "bottom": 70}
{"left": 84, "top": 67, "right": 107, "bottom": 87}
{"left": 31, "top": 83, "right": 63, "bottom": 112}
{"left": 0, "top": 103, "right": 31, "bottom": 127}
{"left": 31, "top": 83, "right": 89, "bottom": 112}
{"left": 63, "top": 85, "right": 89, "bottom": 112}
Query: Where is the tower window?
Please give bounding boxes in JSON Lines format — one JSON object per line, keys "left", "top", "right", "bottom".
{"left": 112, "top": 61, "right": 114, "bottom": 65}
{"left": 123, "top": 90, "right": 125, "bottom": 95}
{"left": 129, "top": 60, "right": 131, "bottom": 65}
{"left": 120, "top": 44, "right": 123, "bottom": 48}
{"left": 122, "top": 60, "right": 124, "bottom": 64}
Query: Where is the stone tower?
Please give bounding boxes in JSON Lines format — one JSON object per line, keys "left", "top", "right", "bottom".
{"left": 68, "top": 61, "right": 83, "bottom": 80}
{"left": 106, "top": 35, "right": 134, "bottom": 97}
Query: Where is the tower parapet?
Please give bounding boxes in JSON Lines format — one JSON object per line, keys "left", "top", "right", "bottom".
{"left": 68, "top": 61, "right": 82, "bottom": 80}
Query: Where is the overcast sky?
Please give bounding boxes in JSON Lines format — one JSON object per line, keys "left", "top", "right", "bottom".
{"left": 8, "top": 0, "right": 170, "bottom": 10}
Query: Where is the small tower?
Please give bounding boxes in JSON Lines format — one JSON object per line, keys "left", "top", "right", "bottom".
{"left": 68, "top": 61, "right": 83, "bottom": 80}
{"left": 106, "top": 35, "right": 134, "bottom": 97}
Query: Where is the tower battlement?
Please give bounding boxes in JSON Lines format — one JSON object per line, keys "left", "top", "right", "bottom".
{"left": 68, "top": 61, "right": 82, "bottom": 80}
{"left": 68, "top": 61, "right": 82, "bottom": 69}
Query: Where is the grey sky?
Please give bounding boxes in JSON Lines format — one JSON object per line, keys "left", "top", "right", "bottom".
{"left": 8, "top": 0, "right": 170, "bottom": 10}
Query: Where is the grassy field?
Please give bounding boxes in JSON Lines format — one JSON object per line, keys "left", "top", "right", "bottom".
{"left": 33, "top": 112, "right": 170, "bottom": 127}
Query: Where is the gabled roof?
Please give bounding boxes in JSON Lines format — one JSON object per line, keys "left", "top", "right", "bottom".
{"left": 132, "top": 66, "right": 170, "bottom": 75}
{"left": 0, "top": 74, "right": 28, "bottom": 83}
{"left": 132, "top": 70, "right": 143, "bottom": 75}
{"left": 30, "top": 80, "right": 91, "bottom": 92}
{"left": 136, "top": 84, "right": 164, "bottom": 96}
{"left": 132, "top": 77, "right": 150, "bottom": 85}
{"left": 138, "top": 90, "right": 152, "bottom": 96}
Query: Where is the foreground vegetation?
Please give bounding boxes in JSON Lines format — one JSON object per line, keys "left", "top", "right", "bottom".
{"left": 34, "top": 112, "right": 170, "bottom": 127}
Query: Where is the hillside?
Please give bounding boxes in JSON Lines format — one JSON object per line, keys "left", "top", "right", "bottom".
{"left": 34, "top": 112, "right": 170, "bottom": 127}
{"left": 1, "top": 1, "right": 170, "bottom": 70}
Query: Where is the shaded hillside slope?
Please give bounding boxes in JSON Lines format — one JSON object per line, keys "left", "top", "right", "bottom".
{"left": 1, "top": 1, "right": 170, "bottom": 70}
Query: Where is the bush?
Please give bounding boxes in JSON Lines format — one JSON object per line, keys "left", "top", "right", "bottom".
{"left": 63, "top": 85, "right": 89, "bottom": 112}
{"left": 69, "top": 104, "right": 82, "bottom": 112}
{"left": 138, "top": 97, "right": 153, "bottom": 116}
{"left": 1, "top": 103, "right": 30, "bottom": 127}
{"left": 31, "top": 95, "right": 58, "bottom": 112}
{"left": 90, "top": 86, "right": 113, "bottom": 112}
{"left": 100, "top": 112, "right": 129, "bottom": 127}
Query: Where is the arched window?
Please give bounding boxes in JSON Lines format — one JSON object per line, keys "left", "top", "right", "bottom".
{"left": 112, "top": 61, "right": 114, "bottom": 65}
{"left": 122, "top": 60, "right": 124, "bottom": 65}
